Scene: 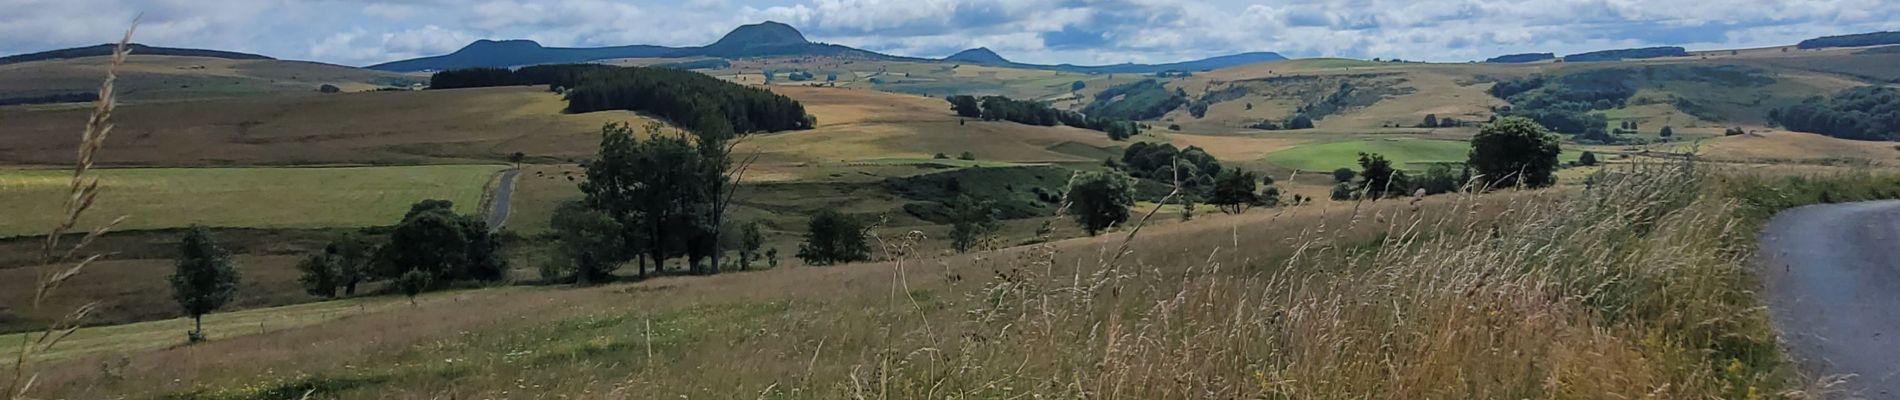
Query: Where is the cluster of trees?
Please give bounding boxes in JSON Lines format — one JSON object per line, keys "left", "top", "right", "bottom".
{"left": 572, "top": 122, "right": 746, "bottom": 278}
{"left": 1119, "top": 142, "right": 1222, "bottom": 189}
{"left": 1083, "top": 79, "right": 1187, "bottom": 121}
{"left": 297, "top": 200, "right": 506, "bottom": 302}
{"left": 1487, "top": 74, "right": 1634, "bottom": 142}
{"left": 1561, "top": 46, "right": 1688, "bottom": 62}
{"left": 0, "top": 92, "right": 97, "bottom": 106}
{"left": 1796, "top": 31, "right": 1900, "bottom": 49}
{"left": 1330, "top": 117, "right": 1562, "bottom": 201}
{"left": 1248, "top": 115, "right": 1315, "bottom": 131}
{"left": 1417, "top": 114, "right": 1473, "bottom": 128}
{"left": 1768, "top": 86, "right": 1900, "bottom": 141}
{"left": 567, "top": 67, "right": 815, "bottom": 134}
{"left": 785, "top": 71, "right": 817, "bottom": 81}
{"left": 428, "top": 64, "right": 815, "bottom": 136}
{"left": 945, "top": 95, "right": 1141, "bottom": 140}
{"left": 1206, "top": 168, "right": 1282, "bottom": 213}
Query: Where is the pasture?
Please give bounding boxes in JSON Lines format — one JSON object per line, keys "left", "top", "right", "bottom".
{"left": 0, "top": 165, "right": 504, "bottom": 237}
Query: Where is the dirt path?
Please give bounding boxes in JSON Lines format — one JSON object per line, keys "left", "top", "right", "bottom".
{"left": 485, "top": 168, "right": 519, "bottom": 230}
{"left": 1760, "top": 200, "right": 1900, "bottom": 398}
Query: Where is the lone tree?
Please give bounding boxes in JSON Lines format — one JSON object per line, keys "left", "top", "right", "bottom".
{"left": 946, "top": 195, "right": 1000, "bottom": 253}
{"left": 171, "top": 227, "right": 239, "bottom": 343}
{"left": 1067, "top": 171, "right": 1135, "bottom": 236}
{"left": 1468, "top": 116, "right": 1562, "bottom": 189}
{"left": 734, "top": 221, "right": 766, "bottom": 269}
{"left": 549, "top": 200, "right": 624, "bottom": 285}
{"left": 1578, "top": 151, "right": 1599, "bottom": 166}
{"left": 373, "top": 200, "right": 506, "bottom": 285}
{"left": 1332, "top": 167, "right": 1356, "bottom": 183}
{"left": 296, "top": 251, "right": 339, "bottom": 298}
{"left": 396, "top": 269, "right": 432, "bottom": 306}
{"left": 1208, "top": 168, "right": 1261, "bottom": 214}
{"left": 1357, "top": 153, "right": 1402, "bottom": 199}
{"left": 797, "top": 209, "right": 871, "bottom": 265}
{"left": 1659, "top": 126, "right": 1674, "bottom": 138}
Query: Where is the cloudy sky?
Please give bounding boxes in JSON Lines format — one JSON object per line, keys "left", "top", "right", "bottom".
{"left": 3, "top": 0, "right": 1897, "bottom": 67}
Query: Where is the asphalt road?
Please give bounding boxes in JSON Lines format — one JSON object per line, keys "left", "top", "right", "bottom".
{"left": 1760, "top": 200, "right": 1900, "bottom": 398}
{"left": 485, "top": 168, "right": 519, "bottom": 230}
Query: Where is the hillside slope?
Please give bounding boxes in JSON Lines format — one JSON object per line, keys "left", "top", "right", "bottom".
{"left": 0, "top": 55, "right": 422, "bottom": 103}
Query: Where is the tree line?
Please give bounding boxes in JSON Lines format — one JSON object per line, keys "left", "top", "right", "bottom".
{"left": 945, "top": 95, "right": 1141, "bottom": 140}
{"left": 1330, "top": 116, "right": 1562, "bottom": 201}
{"left": 1769, "top": 86, "right": 1900, "bottom": 141}
{"left": 428, "top": 64, "right": 815, "bottom": 135}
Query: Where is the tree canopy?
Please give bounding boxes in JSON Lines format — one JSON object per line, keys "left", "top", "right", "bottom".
{"left": 1468, "top": 117, "right": 1563, "bottom": 189}
{"left": 171, "top": 227, "right": 239, "bottom": 342}
{"left": 1769, "top": 86, "right": 1900, "bottom": 141}
{"left": 1067, "top": 171, "right": 1136, "bottom": 236}
{"left": 797, "top": 209, "right": 871, "bottom": 265}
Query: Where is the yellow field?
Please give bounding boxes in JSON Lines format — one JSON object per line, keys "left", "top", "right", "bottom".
{"left": 0, "top": 86, "right": 660, "bottom": 166}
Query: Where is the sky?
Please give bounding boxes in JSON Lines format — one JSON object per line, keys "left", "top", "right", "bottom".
{"left": 2, "top": 0, "right": 1898, "bottom": 67}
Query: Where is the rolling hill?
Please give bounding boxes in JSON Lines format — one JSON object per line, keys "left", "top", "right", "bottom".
{"left": 368, "top": 21, "right": 1286, "bottom": 74}
{"left": 940, "top": 46, "right": 1287, "bottom": 74}
{"left": 369, "top": 21, "right": 920, "bottom": 72}
{"left": 0, "top": 43, "right": 272, "bottom": 64}
{"left": 0, "top": 54, "right": 422, "bottom": 103}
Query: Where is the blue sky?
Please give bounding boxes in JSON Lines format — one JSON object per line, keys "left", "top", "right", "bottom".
{"left": 2, "top": 0, "right": 1897, "bottom": 67}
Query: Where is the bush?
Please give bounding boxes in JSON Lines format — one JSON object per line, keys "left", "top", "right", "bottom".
{"left": 797, "top": 209, "right": 871, "bottom": 265}
{"left": 1468, "top": 117, "right": 1562, "bottom": 189}
{"left": 1332, "top": 168, "right": 1356, "bottom": 183}
{"left": 1067, "top": 171, "right": 1135, "bottom": 236}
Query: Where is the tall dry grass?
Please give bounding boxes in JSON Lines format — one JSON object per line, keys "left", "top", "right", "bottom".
{"left": 854, "top": 159, "right": 1794, "bottom": 399}
{"left": 4, "top": 23, "right": 133, "bottom": 400}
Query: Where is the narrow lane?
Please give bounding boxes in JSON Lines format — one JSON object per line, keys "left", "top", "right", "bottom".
{"left": 1760, "top": 200, "right": 1900, "bottom": 398}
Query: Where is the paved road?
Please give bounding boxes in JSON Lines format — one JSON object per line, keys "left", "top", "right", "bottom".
{"left": 485, "top": 168, "right": 519, "bottom": 231}
{"left": 1760, "top": 200, "right": 1900, "bottom": 398}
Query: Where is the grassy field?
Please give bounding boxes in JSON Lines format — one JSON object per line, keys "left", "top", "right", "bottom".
{"left": 0, "top": 165, "right": 504, "bottom": 237}
{"left": 0, "top": 86, "right": 657, "bottom": 166}
{"left": 13, "top": 162, "right": 1866, "bottom": 399}
{"left": 0, "top": 55, "right": 422, "bottom": 103}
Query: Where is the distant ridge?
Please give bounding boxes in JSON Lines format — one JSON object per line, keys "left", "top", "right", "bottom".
{"left": 369, "top": 21, "right": 917, "bottom": 72}
{"left": 1562, "top": 46, "right": 1688, "bottom": 62}
{"left": 1, "top": 43, "right": 273, "bottom": 65}
{"left": 1485, "top": 53, "right": 1555, "bottom": 64}
{"left": 369, "top": 21, "right": 1283, "bottom": 73}
{"left": 1798, "top": 31, "right": 1900, "bottom": 50}
{"left": 940, "top": 47, "right": 1286, "bottom": 74}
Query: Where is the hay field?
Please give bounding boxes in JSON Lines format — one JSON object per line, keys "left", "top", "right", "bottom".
{"left": 0, "top": 86, "right": 657, "bottom": 166}
{"left": 0, "top": 165, "right": 504, "bottom": 237}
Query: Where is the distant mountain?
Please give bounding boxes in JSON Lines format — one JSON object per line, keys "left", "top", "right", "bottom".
{"left": 369, "top": 21, "right": 917, "bottom": 72}
{"left": 1562, "top": 47, "right": 1688, "bottom": 62}
{"left": 944, "top": 47, "right": 1012, "bottom": 65}
{"left": 940, "top": 47, "right": 1285, "bottom": 74}
{"left": 1798, "top": 31, "right": 1900, "bottom": 50}
{"left": 1, "top": 43, "right": 272, "bottom": 65}
{"left": 1485, "top": 53, "right": 1555, "bottom": 63}
{"left": 367, "top": 40, "right": 675, "bottom": 72}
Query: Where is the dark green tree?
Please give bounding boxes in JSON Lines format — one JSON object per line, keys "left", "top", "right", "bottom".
{"left": 1468, "top": 116, "right": 1563, "bottom": 189}
{"left": 1578, "top": 151, "right": 1598, "bottom": 166}
{"left": 550, "top": 200, "right": 624, "bottom": 285}
{"left": 946, "top": 95, "right": 983, "bottom": 118}
{"left": 171, "top": 227, "right": 239, "bottom": 343}
{"left": 1422, "top": 114, "right": 1439, "bottom": 128}
{"left": 1067, "top": 171, "right": 1135, "bottom": 236}
{"left": 396, "top": 269, "right": 432, "bottom": 306}
{"left": 1332, "top": 168, "right": 1356, "bottom": 183}
{"left": 296, "top": 252, "right": 339, "bottom": 298}
{"left": 1071, "top": 81, "right": 1086, "bottom": 92}
{"left": 1659, "top": 126, "right": 1674, "bottom": 137}
{"left": 1208, "top": 168, "right": 1261, "bottom": 214}
{"left": 946, "top": 195, "right": 1000, "bottom": 253}
{"left": 374, "top": 200, "right": 505, "bottom": 284}
{"left": 328, "top": 232, "right": 375, "bottom": 296}
{"left": 1287, "top": 114, "right": 1315, "bottom": 129}
{"left": 1357, "top": 153, "right": 1402, "bottom": 199}
{"left": 797, "top": 209, "right": 871, "bottom": 265}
